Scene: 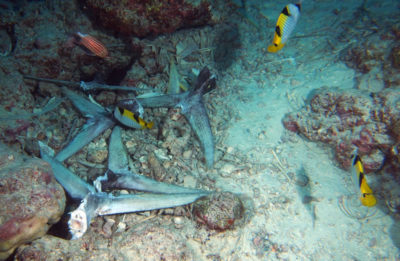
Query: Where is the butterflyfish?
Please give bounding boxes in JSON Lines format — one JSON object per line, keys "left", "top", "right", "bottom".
{"left": 113, "top": 99, "right": 154, "bottom": 129}
{"left": 74, "top": 32, "right": 108, "bottom": 58}
{"left": 351, "top": 154, "right": 377, "bottom": 207}
{"left": 267, "top": 2, "right": 301, "bottom": 53}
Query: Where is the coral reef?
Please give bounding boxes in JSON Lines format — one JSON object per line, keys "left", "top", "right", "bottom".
{"left": 340, "top": 39, "right": 400, "bottom": 88}
{"left": 340, "top": 41, "right": 385, "bottom": 74}
{"left": 0, "top": 143, "right": 66, "bottom": 260}
{"left": 0, "top": 0, "right": 242, "bottom": 258}
{"left": 0, "top": 0, "right": 139, "bottom": 89}
{"left": 283, "top": 88, "right": 400, "bottom": 173}
{"left": 81, "top": 0, "right": 216, "bottom": 38}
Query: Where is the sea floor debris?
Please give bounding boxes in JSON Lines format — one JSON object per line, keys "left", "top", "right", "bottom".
{"left": 138, "top": 67, "right": 217, "bottom": 168}
{"left": 23, "top": 75, "right": 152, "bottom": 92}
{"left": 27, "top": 70, "right": 220, "bottom": 239}
{"left": 40, "top": 125, "right": 211, "bottom": 239}
{"left": 24, "top": 66, "right": 217, "bottom": 169}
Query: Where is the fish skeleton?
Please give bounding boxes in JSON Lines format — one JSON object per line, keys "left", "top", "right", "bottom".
{"left": 137, "top": 67, "right": 217, "bottom": 169}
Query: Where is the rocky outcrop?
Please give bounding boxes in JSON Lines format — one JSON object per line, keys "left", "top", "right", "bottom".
{"left": 193, "top": 192, "right": 244, "bottom": 231}
{"left": 0, "top": 143, "right": 66, "bottom": 260}
{"left": 283, "top": 88, "right": 400, "bottom": 173}
{"left": 80, "top": 0, "right": 216, "bottom": 37}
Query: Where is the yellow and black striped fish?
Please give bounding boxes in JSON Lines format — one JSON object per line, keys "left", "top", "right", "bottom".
{"left": 267, "top": 2, "right": 301, "bottom": 53}
{"left": 113, "top": 99, "right": 153, "bottom": 129}
{"left": 351, "top": 154, "right": 377, "bottom": 207}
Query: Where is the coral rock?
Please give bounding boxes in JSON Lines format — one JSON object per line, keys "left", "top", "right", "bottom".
{"left": 193, "top": 192, "right": 244, "bottom": 231}
{"left": 0, "top": 143, "right": 66, "bottom": 260}
{"left": 81, "top": 0, "right": 215, "bottom": 37}
{"left": 283, "top": 88, "right": 400, "bottom": 173}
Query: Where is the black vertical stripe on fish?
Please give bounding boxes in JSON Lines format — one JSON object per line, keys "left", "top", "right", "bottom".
{"left": 275, "top": 26, "right": 282, "bottom": 37}
{"left": 353, "top": 155, "right": 361, "bottom": 166}
{"left": 353, "top": 155, "right": 363, "bottom": 188}
{"left": 133, "top": 113, "right": 141, "bottom": 124}
{"left": 118, "top": 107, "right": 124, "bottom": 114}
{"left": 282, "top": 6, "right": 290, "bottom": 16}
{"left": 359, "top": 171, "right": 364, "bottom": 189}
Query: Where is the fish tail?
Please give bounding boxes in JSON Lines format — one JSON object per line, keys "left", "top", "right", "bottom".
{"left": 267, "top": 43, "right": 285, "bottom": 53}
{"left": 360, "top": 180, "right": 377, "bottom": 207}
{"left": 360, "top": 193, "right": 377, "bottom": 207}
{"left": 146, "top": 121, "right": 154, "bottom": 129}
{"left": 138, "top": 116, "right": 153, "bottom": 129}
{"left": 179, "top": 82, "right": 188, "bottom": 91}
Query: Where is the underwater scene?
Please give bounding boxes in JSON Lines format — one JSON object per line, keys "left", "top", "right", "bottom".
{"left": 0, "top": 0, "right": 399, "bottom": 260}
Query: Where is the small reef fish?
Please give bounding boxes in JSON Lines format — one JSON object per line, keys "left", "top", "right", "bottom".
{"left": 113, "top": 99, "right": 154, "bottom": 129}
{"left": 73, "top": 32, "right": 108, "bottom": 58}
{"left": 267, "top": 2, "right": 301, "bottom": 53}
{"left": 351, "top": 154, "right": 377, "bottom": 207}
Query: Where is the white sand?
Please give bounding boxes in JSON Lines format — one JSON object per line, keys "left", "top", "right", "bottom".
{"left": 200, "top": 0, "right": 400, "bottom": 259}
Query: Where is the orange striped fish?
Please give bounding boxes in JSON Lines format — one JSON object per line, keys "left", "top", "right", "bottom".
{"left": 75, "top": 32, "right": 108, "bottom": 58}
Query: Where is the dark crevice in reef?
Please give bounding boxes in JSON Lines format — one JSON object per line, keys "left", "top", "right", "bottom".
{"left": 105, "top": 57, "right": 136, "bottom": 85}
{"left": 47, "top": 196, "right": 80, "bottom": 240}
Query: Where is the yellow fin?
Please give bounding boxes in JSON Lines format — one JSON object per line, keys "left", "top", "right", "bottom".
{"left": 360, "top": 193, "right": 377, "bottom": 207}
{"left": 267, "top": 43, "right": 285, "bottom": 53}
{"left": 360, "top": 178, "right": 376, "bottom": 207}
{"left": 146, "top": 121, "right": 154, "bottom": 129}
{"left": 179, "top": 82, "right": 188, "bottom": 91}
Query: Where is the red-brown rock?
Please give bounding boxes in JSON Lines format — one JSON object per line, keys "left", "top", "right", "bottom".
{"left": 193, "top": 192, "right": 244, "bottom": 231}
{"left": 81, "top": 0, "right": 215, "bottom": 37}
{"left": 0, "top": 143, "right": 66, "bottom": 260}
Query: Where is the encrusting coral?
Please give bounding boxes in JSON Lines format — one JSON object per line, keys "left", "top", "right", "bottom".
{"left": 283, "top": 87, "right": 400, "bottom": 173}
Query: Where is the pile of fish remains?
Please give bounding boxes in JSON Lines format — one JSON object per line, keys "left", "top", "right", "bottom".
{"left": 29, "top": 67, "right": 216, "bottom": 238}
